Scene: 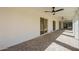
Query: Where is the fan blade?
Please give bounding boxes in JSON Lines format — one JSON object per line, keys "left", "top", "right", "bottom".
{"left": 55, "top": 9, "right": 64, "bottom": 12}
{"left": 44, "top": 11, "right": 52, "bottom": 12}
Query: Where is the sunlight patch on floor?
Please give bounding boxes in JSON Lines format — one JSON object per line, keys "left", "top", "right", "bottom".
{"left": 45, "top": 30, "right": 79, "bottom": 51}
{"left": 45, "top": 42, "right": 71, "bottom": 51}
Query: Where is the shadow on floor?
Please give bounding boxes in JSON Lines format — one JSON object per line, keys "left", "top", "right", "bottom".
{"left": 65, "top": 31, "right": 73, "bottom": 33}
{"left": 62, "top": 34, "right": 74, "bottom": 38}
{"left": 55, "top": 40, "right": 79, "bottom": 51}
{"left": 2, "top": 30, "right": 64, "bottom": 51}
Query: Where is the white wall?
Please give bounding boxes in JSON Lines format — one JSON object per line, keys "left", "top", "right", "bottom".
{"left": 53, "top": 16, "right": 62, "bottom": 30}
{"left": 0, "top": 7, "right": 61, "bottom": 50}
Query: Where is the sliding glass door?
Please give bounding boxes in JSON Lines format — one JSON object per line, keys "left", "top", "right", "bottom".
{"left": 40, "top": 17, "right": 48, "bottom": 35}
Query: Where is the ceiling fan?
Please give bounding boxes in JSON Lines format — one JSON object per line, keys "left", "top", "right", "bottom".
{"left": 44, "top": 7, "right": 64, "bottom": 15}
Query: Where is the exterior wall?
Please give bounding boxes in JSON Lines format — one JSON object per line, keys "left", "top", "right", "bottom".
{"left": 56, "top": 20, "right": 59, "bottom": 30}
{"left": 52, "top": 16, "right": 61, "bottom": 31}
{"left": 61, "top": 21, "right": 64, "bottom": 29}
{"left": 0, "top": 7, "right": 61, "bottom": 50}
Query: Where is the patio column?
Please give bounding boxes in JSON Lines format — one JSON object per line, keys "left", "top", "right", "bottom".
{"left": 74, "top": 15, "right": 79, "bottom": 39}
{"left": 72, "top": 19, "right": 75, "bottom": 36}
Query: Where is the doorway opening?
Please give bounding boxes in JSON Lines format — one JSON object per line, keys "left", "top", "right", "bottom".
{"left": 63, "top": 21, "right": 72, "bottom": 30}
{"left": 53, "top": 21, "right": 56, "bottom": 31}
{"left": 59, "top": 21, "right": 62, "bottom": 29}
{"left": 40, "top": 17, "right": 48, "bottom": 35}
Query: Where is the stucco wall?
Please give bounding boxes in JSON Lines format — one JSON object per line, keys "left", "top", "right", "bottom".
{"left": 0, "top": 7, "right": 61, "bottom": 50}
